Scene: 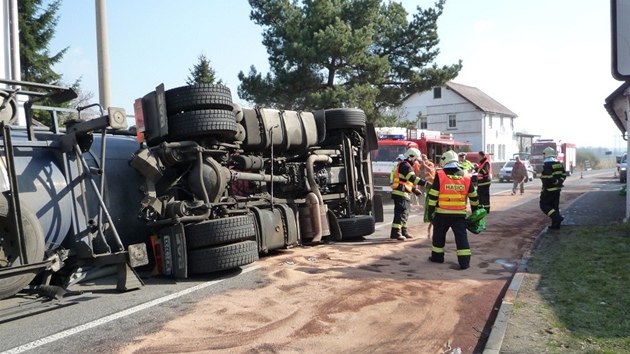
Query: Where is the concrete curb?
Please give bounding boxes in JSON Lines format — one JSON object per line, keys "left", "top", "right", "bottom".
{"left": 481, "top": 241, "right": 535, "bottom": 354}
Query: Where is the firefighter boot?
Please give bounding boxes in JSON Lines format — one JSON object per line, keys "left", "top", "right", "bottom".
{"left": 390, "top": 228, "right": 405, "bottom": 241}
{"left": 401, "top": 227, "right": 414, "bottom": 239}
{"left": 549, "top": 215, "right": 564, "bottom": 230}
{"left": 428, "top": 252, "right": 444, "bottom": 264}
{"left": 458, "top": 255, "right": 471, "bottom": 270}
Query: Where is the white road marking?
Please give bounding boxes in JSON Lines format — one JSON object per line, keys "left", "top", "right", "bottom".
{"left": 376, "top": 213, "right": 421, "bottom": 229}
{"left": 1, "top": 265, "right": 261, "bottom": 354}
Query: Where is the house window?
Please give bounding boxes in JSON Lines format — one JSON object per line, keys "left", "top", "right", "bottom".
{"left": 486, "top": 144, "right": 495, "bottom": 156}
{"left": 510, "top": 118, "right": 514, "bottom": 130}
{"left": 500, "top": 117, "right": 504, "bottom": 127}
{"left": 433, "top": 87, "right": 441, "bottom": 99}
{"left": 448, "top": 114, "right": 456, "bottom": 128}
{"left": 488, "top": 116, "right": 493, "bottom": 129}
{"left": 419, "top": 116, "right": 428, "bottom": 129}
{"left": 498, "top": 144, "right": 506, "bottom": 160}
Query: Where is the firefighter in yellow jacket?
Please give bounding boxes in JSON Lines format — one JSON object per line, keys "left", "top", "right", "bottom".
{"left": 390, "top": 148, "right": 427, "bottom": 241}
{"left": 427, "top": 150, "right": 479, "bottom": 269}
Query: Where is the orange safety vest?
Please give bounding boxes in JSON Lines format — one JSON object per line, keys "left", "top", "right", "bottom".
{"left": 422, "top": 160, "right": 436, "bottom": 183}
{"left": 477, "top": 159, "right": 492, "bottom": 186}
{"left": 436, "top": 169, "right": 470, "bottom": 215}
{"left": 391, "top": 161, "right": 413, "bottom": 195}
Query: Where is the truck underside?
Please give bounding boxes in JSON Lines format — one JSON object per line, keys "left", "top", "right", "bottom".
{"left": 0, "top": 82, "right": 383, "bottom": 299}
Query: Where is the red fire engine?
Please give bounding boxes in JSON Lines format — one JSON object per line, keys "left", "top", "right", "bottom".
{"left": 371, "top": 128, "right": 469, "bottom": 194}
{"left": 529, "top": 139, "right": 577, "bottom": 176}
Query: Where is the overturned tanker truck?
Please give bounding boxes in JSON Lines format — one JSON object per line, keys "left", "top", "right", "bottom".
{"left": 0, "top": 81, "right": 383, "bottom": 299}
{"left": 132, "top": 83, "right": 384, "bottom": 277}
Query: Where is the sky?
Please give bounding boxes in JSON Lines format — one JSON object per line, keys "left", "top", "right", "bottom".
{"left": 48, "top": 0, "right": 625, "bottom": 149}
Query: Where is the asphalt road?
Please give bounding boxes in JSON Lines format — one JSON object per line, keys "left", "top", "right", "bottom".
{"left": 0, "top": 168, "right": 618, "bottom": 354}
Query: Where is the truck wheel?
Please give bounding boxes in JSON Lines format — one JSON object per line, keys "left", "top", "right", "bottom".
{"left": 0, "top": 195, "right": 45, "bottom": 299}
{"left": 187, "top": 240, "right": 259, "bottom": 274}
{"left": 185, "top": 215, "right": 257, "bottom": 250}
{"left": 337, "top": 215, "right": 375, "bottom": 240}
{"left": 165, "top": 84, "right": 233, "bottom": 115}
{"left": 324, "top": 108, "right": 366, "bottom": 131}
{"left": 167, "top": 109, "right": 237, "bottom": 141}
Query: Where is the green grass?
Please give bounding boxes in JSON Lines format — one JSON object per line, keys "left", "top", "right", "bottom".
{"left": 528, "top": 223, "right": 630, "bottom": 353}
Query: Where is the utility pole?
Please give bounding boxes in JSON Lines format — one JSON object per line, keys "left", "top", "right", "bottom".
{"left": 95, "top": 0, "right": 111, "bottom": 109}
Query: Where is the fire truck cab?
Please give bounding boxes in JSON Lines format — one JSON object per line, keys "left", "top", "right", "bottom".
{"left": 370, "top": 127, "right": 469, "bottom": 195}
{"left": 530, "top": 139, "right": 576, "bottom": 176}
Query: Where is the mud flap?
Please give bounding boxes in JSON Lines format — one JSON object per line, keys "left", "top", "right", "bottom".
{"left": 327, "top": 210, "right": 342, "bottom": 241}
{"left": 116, "top": 242, "right": 149, "bottom": 292}
{"left": 116, "top": 262, "right": 144, "bottom": 292}
{"left": 159, "top": 223, "right": 188, "bottom": 278}
{"left": 365, "top": 122, "right": 379, "bottom": 151}
{"left": 373, "top": 194, "right": 384, "bottom": 223}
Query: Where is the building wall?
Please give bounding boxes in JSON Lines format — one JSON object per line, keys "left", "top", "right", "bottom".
{"left": 401, "top": 85, "right": 519, "bottom": 162}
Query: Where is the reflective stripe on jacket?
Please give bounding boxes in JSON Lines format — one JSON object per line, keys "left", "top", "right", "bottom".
{"left": 477, "top": 158, "right": 492, "bottom": 186}
{"left": 391, "top": 161, "right": 413, "bottom": 198}
{"left": 434, "top": 169, "right": 470, "bottom": 215}
{"left": 541, "top": 159, "right": 566, "bottom": 192}
{"left": 391, "top": 160, "right": 425, "bottom": 199}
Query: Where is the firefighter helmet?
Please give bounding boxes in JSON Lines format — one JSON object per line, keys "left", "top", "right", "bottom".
{"left": 543, "top": 147, "right": 556, "bottom": 158}
{"left": 440, "top": 150, "right": 459, "bottom": 167}
{"left": 405, "top": 148, "right": 421, "bottom": 161}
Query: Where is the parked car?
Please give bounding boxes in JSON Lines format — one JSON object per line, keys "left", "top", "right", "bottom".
{"left": 498, "top": 159, "right": 535, "bottom": 183}
{"left": 619, "top": 153, "right": 627, "bottom": 183}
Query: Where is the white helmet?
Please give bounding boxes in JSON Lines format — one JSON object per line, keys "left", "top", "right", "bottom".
{"left": 440, "top": 150, "right": 459, "bottom": 167}
{"left": 405, "top": 148, "right": 421, "bottom": 161}
{"left": 543, "top": 147, "right": 556, "bottom": 158}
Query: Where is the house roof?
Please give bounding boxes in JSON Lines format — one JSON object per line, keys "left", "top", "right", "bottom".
{"left": 445, "top": 82, "right": 518, "bottom": 118}
{"left": 603, "top": 81, "right": 629, "bottom": 133}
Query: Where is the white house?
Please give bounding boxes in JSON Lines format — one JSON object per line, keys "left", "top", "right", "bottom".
{"left": 400, "top": 81, "right": 519, "bottom": 161}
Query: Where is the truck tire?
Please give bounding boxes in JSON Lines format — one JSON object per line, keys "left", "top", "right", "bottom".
{"left": 185, "top": 215, "right": 257, "bottom": 250}
{"left": 337, "top": 215, "right": 375, "bottom": 240}
{"left": 0, "top": 195, "right": 46, "bottom": 299}
{"left": 187, "top": 240, "right": 259, "bottom": 274}
{"left": 324, "top": 108, "right": 366, "bottom": 131}
{"left": 165, "top": 84, "right": 233, "bottom": 115}
{"left": 167, "top": 109, "right": 237, "bottom": 141}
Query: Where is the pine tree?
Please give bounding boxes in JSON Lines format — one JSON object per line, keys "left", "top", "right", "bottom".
{"left": 238, "top": 0, "right": 462, "bottom": 123}
{"left": 18, "top": 0, "right": 67, "bottom": 85}
{"left": 186, "top": 53, "right": 222, "bottom": 85}
{"left": 18, "top": 0, "right": 77, "bottom": 125}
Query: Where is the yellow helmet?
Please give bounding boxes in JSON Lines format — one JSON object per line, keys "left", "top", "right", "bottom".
{"left": 405, "top": 148, "right": 421, "bottom": 161}
{"left": 543, "top": 147, "right": 556, "bottom": 158}
{"left": 440, "top": 150, "right": 459, "bottom": 167}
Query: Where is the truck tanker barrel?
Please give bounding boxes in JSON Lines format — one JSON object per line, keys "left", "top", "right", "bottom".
{"left": 0, "top": 79, "right": 148, "bottom": 300}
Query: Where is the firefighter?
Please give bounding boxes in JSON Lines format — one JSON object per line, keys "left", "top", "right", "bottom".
{"left": 476, "top": 151, "right": 492, "bottom": 213}
{"left": 539, "top": 147, "right": 567, "bottom": 229}
{"left": 458, "top": 152, "right": 474, "bottom": 174}
{"left": 427, "top": 150, "right": 479, "bottom": 269}
{"left": 420, "top": 154, "right": 437, "bottom": 223}
{"left": 390, "top": 154, "right": 406, "bottom": 184}
{"left": 390, "top": 147, "right": 427, "bottom": 241}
